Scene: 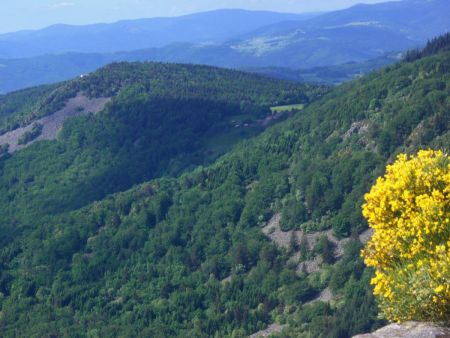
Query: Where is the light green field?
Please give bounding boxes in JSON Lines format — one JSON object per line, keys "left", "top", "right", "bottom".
{"left": 270, "top": 103, "right": 304, "bottom": 113}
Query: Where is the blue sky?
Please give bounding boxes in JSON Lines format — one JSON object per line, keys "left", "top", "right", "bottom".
{"left": 0, "top": 0, "right": 392, "bottom": 34}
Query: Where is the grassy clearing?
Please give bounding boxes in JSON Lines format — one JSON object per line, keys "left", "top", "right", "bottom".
{"left": 270, "top": 103, "right": 304, "bottom": 113}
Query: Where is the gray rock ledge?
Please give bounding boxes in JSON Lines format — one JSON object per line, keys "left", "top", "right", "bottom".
{"left": 353, "top": 322, "right": 450, "bottom": 338}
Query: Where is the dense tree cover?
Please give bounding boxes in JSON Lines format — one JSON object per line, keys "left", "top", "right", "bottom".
{"left": 0, "top": 43, "right": 449, "bottom": 337}
{"left": 0, "top": 62, "right": 326, "bottom": 135}
{"left": 404, "top": 32, "right": 450, "bottom": 63}
{"left": 0, "top": 64, "right": 325, "bottom": 231}
{"left": 282, "top": 51, "right": 450, "bottom": 236}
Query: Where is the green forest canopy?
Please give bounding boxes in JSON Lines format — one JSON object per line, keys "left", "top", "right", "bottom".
{"left": 0, "top": 37, "right": 449, "bottom": 337}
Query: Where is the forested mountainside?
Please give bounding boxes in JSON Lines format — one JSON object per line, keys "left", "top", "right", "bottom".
{"left": 0, "top": 63, "right": 323, "bottom": 135}
{"left": 0, "top": 38, "right": 449, "bottom": 337}
{"left": 0, "top": 63, "right": 324, "bottom": 229}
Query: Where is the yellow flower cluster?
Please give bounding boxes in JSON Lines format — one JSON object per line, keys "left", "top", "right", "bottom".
{"left": 361, "top": 150, "right": 450, "bottom": 323}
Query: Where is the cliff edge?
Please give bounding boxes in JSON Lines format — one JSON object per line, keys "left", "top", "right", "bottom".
{"left": 353, "top": 322, "right": 450, "bottom": 338}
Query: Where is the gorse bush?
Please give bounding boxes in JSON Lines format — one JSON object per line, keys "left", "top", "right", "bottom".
{"left": 362, "top": 150, "right": 450, "bottom": 323}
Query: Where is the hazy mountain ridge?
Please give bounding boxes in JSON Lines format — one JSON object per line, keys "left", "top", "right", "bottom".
{"left": 245, "top": 52, "right": 401, "bottom": 85}
{"left": 0, "top": 48, "right": 400, "bottom": 94}
{"left": 0, "top": 9, "right": 315, "bottom": 59}
{"left": 222, "top": 0, "right": 449, "bottom": 64}
{"left": 0, "top": 0, "right": 449, "bottom": 94}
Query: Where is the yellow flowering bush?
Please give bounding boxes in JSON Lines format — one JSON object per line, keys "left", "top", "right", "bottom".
{"left": 362, "top": 150, "right": 450, "bottom": 323}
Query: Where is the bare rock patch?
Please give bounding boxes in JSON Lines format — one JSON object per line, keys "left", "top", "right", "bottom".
{"left": 353, "top": 321, "right": 450, "bottom": 338}
{"left": 249, "top": 324, "right": 286, "bottom": 338}
{"left": 0, "top": 93, "right": 110, "bottom": 153}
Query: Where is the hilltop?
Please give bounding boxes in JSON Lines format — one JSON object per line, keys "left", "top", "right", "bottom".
{"left": 0, "top": 62, "right": 325, "bottom": 226}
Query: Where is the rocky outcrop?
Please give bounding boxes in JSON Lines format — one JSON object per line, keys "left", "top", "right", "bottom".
{"left": 248, "top": 324, "right": 285, "bottom": 338}
{"left": 305, "top": 287, "right": 333, "bottom": 305}
{"left": 353, "top": 322, "right": 450, "bottom": 338}
{"left": 343, "top": 120, "right": 370, "bottom": 140}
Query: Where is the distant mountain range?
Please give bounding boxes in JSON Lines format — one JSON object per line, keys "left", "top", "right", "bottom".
{"left": 0, "top": 0, "right": 449, "bottom": 93}
{"left": 0, "top": 51, "right": 402, "bottom": 94}
{"left": 246, "top": 52, "right": 402, "bottom": 85}
{"left": 0, "top": 10, "right": 316, "bottom": 59}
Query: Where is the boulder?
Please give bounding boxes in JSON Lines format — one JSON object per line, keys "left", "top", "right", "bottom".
{"left": 353, "top": 322, "right": 450, "bottom": 338}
